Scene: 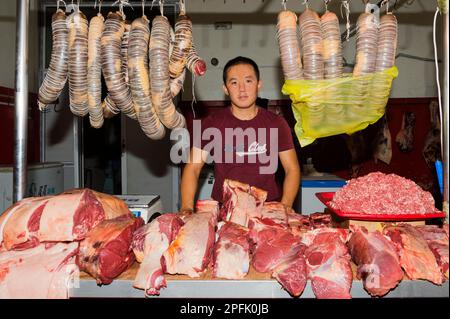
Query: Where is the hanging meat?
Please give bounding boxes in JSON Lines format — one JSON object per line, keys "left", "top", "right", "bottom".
{"left": 298, "top": 8, "right": 324, "bottom": 80}
{"left": 101, "top": 12, "right": 136, "bottom": 120}
{"left": 276, "top": 10, "right": 303, "bottom": 80}
{"left": 170, "top": 68, "right": 186, "bottom": 98}
{"left": 67, "top": 10, "right": 89, "bottom": 117}
{"left": 127, "top": 16, "right": 165, "bottom": 140}
{"left": 38, "top": 9, "right": 68, "bottom": 110}
{"left": 169, "top": 13, "right": 193, "bottom": 79}
{"left": 87, "top": 13, "right": 105, "bottom": 128}
{"left": 320, "top": 11, "right": 343, "bottom": 79}
{"left": 353, "top": 13, "right": 378, "bottom": 76}
{"left": 186, "top": 43, "right": 207, "bottom": 76}
{"left": 395, "top": 111, "right": 416, "bottom": 153}
{"left": 149, "top": 15, "right": 186, "bottom": 129}
{"left": 423, "top": 100, "right": 442, "bottom": 167}
{"left": 375, "top": 13, "right": 398, "bottom": 71}
{"left": 373, "top": 115, "right": 392, "bottom": 164}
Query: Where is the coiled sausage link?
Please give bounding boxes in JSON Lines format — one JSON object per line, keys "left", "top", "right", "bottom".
{"left": 277, "top": 10, "right": 303, "bottom": 80}
{"left": 121, "top": 21, "right": 131, "bottom": 84}
{"left": 38, "top": 9, "right": 68, "bottom": 110}
{"left": 87, "top": 13, "right": 105, "bottom": 128}
{"left": 128, "top": 16, "right": 165, "bottom": 140}
{"left": 299, "top": 9, "right": 324, "bottom": 80}
{"left": 375, "top": 13, "right": 397, "bottom": 71}
{"left": 353, "top": 13, "right": 378, "bottom": 76}
{"left": 68, "top": 10, "right": 89, "bottom": 117}
{"left": 102, "top": 94, "right": 120, "bottom": 119}
{"left": 169, "top": 14, "right": 193, "bottom": 79}
{"left": 320, "top": 11, "right": 343, "bottom": 79}
{"left": 101, "top": 12, "right": 136, "bottom": 119}
{"left": 149, "top": 15, "right": 186, "bottom": 129}
{"left": 186, "top": 43, "right": 206, "bottom": 76}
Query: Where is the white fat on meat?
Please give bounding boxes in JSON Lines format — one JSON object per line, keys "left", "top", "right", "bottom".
{"left": 162, "top": 211, "right": 216, "bottom": 277}
{"left": 38, "top": 191, "right": 85, "bottom": 242}
{"left": 1, "top": 197, "right": 48, "bottom": 250}
{"left": 133, "top": 221, "right": 170, "bottom": 292}
{"left": 0, "top": 242, "right": 79, "bottom": 299}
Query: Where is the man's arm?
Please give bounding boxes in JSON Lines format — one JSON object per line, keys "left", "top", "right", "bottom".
{"left": 180, "top": 146, "right": 208, "bottom": 212}
{"left": 279, "top": 149, "right": 301, "bottom": 207}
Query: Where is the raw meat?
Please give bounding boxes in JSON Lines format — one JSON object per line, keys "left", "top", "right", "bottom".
{"left": 272, "top": 249, "right": 307, "bottom": 297}
{"left": 309, "top": 212, "right": 332, "bottom": 228}
{"left": 196, "top": 199, "right": 219, "bottom": 218}
{"left": 304, "top": 230, "right": 352, "bottom": 299}
{"left": 330, "top": 172, "right": 437, "bottom": 215}
{"left": 373, "top": 115, "right": 392, "bottom": 164}
{"left": 249, "top": 217, "right": 302, "bottom": 273}
{"left": 220, "top": 179, "right": 267, "bottom": 227}
{"left": 132, "top": 214, "right": 184, "bottom": 295}
{"left": 416, "top": 225, "right": 449, "bottom": 279}
{"left": 0, "top": 197, "right": 49, "bottom": 251}
{"left": 260, "top": 202, "right": 289, "bottom": 226}
{"left": 422, "top": 100, "right": 441, "bottom": 167}
{"left": 161, "top": 210, "right": 217, "bottom": 277}
{"left": 395, "top": 112, "right": 416, "bottom": 153}
{"left": 213, "top": 222, "right": 250, "bottom": 279}
{"left": 76, "top": 215, "right": 144, "bottom": 285}
{"left": 0, "top": 242, "right": 79, "bottom": 299}
{"left": 38, "top": 189, "right": 130, "bottom": 242}
{"left": 383, "top": 224, "right": 443, "bottom": 284}
{"left": 286, "top": 212, "right": 312, "bottom": 236}
{"left": 347, "top": 226, "right": 403, "bottom": 297}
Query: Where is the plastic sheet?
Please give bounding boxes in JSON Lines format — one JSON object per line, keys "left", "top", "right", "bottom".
{"left": 282, "top": 66, "right": 398, "bottom": 146}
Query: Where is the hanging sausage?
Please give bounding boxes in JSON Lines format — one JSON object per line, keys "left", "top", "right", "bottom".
{"left": 277, "top": 10, "right": 303, "bottom": 80}
{"left": 67, "top": 10, "right": 89, "bottom": 117}
{"left": 320, "top": 10, "right": 343, "bottom": 79}
{"left": 38, "top": 9, "right": 68, "bottom": 111}
{"left": 353, "top": 12, "right": 378, "bottom": 76}
{"left": 299, "top": 8, "right": 324, "bottom": 80}
{"left": 149, "top": 15, "right": 186, "bottom": 129}
{"left": 128, "top": 16, "right": 165, "bottom": 140}
{"left": 375, "top": 13, "right": 398, "bottom": 71}
{"left": 169, "top": 12, "right": 193, "bottom": 79}
{"left": 87, "top": 13, "right": 105, "bottom": 128}
{"left": 101, "top": 12, "right": 136, "bottom": 120}
{"left": 186, "top": 43, "right": 206, "bottom": 76}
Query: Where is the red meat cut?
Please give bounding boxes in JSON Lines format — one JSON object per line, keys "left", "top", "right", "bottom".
{"left": 220, "top": 179, "right": 267, "bottom": 227}
{"left": 304, "top": 229, "right": 352, "bottom": 299}
{"left": 347, "top": 226, "right": 404, "bottom": 297}
{"left": 132, "top": 214, "right": 184, "bottom": 295}
{"left": 383, "top": 224, "right": 443, "bottom": 284}
{"left": 76, "top": 215, "right": 144, "bottom": 285}
{"left": 213, "top": 221, "right": 251, "bottom": 279}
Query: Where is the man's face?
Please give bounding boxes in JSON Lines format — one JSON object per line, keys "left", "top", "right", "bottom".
{"left": 223, "top": 64, "right": 262, "bottom": 109}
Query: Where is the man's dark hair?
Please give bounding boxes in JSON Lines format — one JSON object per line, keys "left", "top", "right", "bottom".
{"left": 222, "top": 56, "right": 260, "bottom": 84}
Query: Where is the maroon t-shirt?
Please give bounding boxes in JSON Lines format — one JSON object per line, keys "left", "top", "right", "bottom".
{"left": 196, "top": 107, "right": 294, "bottom": 203}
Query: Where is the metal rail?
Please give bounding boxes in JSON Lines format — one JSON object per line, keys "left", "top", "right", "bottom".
{"left": 13, "top": 0, "right": 29, "bottom": 203}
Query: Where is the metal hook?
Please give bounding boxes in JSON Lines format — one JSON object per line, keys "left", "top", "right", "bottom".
{"left": 281, "top": 0, "right": 287, "bottom": 11}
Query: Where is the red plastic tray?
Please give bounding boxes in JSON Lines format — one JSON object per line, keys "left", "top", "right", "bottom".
{"left": 315, "top": 192, "right": 446, "bottom": 221}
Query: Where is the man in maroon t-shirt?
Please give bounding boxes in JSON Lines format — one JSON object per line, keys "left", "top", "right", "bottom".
{"left": 180, "top": 56, "right": 300, "bottom": 211}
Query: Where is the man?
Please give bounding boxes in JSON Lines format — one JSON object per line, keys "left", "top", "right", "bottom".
{"left": 180, "top": 56, "right": 300, "bottom": 211}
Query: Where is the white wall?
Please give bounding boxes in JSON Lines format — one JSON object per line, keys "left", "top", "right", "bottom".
{"left": 181, "top": 0, "right": 444, "bottom": 101}
{"left": 0, "top": 0, "right": 39, "bottom": 92}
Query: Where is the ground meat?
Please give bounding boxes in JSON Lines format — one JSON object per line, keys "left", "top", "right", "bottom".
{"left": 330, "top": 172, "right": 437, "bottom": 215}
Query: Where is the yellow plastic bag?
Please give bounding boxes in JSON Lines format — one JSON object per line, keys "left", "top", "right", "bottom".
{"left": 282, "top": 66, "right": 398, "bottom": 147}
